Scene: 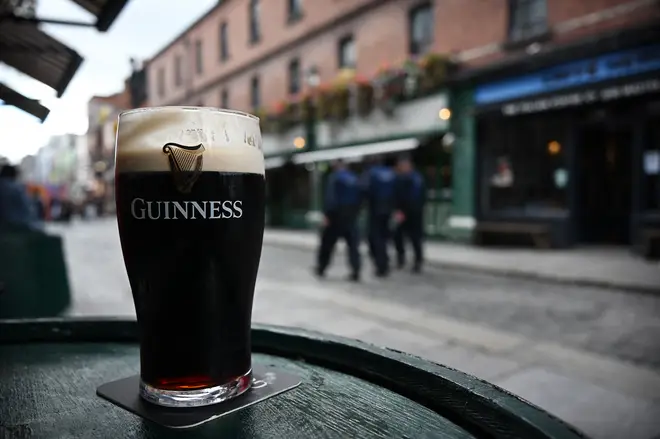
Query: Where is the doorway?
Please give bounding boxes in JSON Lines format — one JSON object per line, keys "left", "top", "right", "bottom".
{"left": 577, "top": 124, "right": 633, "bottom": 244}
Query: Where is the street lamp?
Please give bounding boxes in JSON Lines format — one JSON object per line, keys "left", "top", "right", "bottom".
{"left": 304, "top": 65, "right": 322, "bottom": 223}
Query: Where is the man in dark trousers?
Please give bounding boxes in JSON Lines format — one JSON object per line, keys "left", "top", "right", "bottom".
{"left": 394, "top": 155, "right": 425, "bottom": 273}
{"left": 362, "top": 156, "right": 396, "bottom": 277}
{"left": 315, "top": 160, "right": 362, "bottom": 282}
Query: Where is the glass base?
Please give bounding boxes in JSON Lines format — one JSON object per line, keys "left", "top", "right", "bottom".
{"left": 139, "top": 369, "right": 253, "bottom": 408}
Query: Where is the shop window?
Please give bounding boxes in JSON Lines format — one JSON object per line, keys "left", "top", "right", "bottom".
{"left": 480, "top": 113, "right": 569, "bottom": 215}
{"left": 508, "top": 0, "right": 547, "bottom": 43}
{"left": 409, "top": 3, "right": 433, "bottom": 56}
{"left": 644, "top": 119, "right": 660, "bottom": 211}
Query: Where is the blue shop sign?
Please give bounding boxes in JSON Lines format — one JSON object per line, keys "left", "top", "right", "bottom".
{"left": 475, "top": 44, "right": 660, "bottom": 106}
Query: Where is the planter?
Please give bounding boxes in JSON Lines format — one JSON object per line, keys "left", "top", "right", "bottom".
{"left": 420, "top": 55, "right": 452, "bottom": 92}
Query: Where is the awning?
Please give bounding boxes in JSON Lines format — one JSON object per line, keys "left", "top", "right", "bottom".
{"left": 292, "top": 138, "right": 420, "bottom": 165}
{"left": 265, "top": 157, "right": 287, "bottom": 170}
{"left": 0, "top": 82, "right": 50, "bottom": 122}
{"left": 68, "top": 0, "right": 130, "bottom": 31}
{"left": 0, "top": 20, "right": 83, "bottom": 97}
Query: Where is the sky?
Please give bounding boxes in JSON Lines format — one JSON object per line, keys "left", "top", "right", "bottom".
{"left": 0, "top": 0, "right": 217, "bottom": 164}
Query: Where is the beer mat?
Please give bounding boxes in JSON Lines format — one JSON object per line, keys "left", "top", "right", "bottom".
{"left": 96, "top": 364, "right": 301, "bottom": 429}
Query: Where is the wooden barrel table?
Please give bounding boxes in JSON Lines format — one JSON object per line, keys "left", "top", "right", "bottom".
{"left": 0, "top": 319, "right": 587, "bottom": 438}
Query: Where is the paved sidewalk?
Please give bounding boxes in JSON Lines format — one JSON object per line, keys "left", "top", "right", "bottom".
{"left": 264, "top": 229, "right": 660, "bottom": 294}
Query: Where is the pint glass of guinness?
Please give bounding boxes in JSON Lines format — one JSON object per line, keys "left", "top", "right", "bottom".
{"left": 115, "top": 107, "right": 265, "bottom": 407}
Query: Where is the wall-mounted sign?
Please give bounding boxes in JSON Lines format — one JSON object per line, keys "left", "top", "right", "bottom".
{"left": 501, "top": 78, "right": 660, "bottom": 116}
{"left": 475, "top": 44, "right": 660, "bottom": 106}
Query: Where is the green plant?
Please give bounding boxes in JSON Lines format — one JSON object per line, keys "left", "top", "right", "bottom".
{"left": 420, "top": 53, "right": 451, "bottom": 91}
{"left": 328, "top": 84, "right": 350, "bottom": 120}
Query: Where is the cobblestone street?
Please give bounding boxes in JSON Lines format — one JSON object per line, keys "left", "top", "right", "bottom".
{"left": 49, "top": 218, "right": 660, "bottom": 439}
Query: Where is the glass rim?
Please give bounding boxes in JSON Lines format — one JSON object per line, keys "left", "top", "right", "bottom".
{"left": 119, "top": 106, "right": 260, "bottom": 122}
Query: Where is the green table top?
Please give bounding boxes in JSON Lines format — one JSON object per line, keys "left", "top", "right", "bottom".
{"left": 0, "top": 319, "right": 587, "bottom": 439}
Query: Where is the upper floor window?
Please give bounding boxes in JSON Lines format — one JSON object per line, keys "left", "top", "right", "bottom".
{"left": 220, "top": 88, "right": 229, "bottom": 108}
{"left": 288, "top": 0, "right": 303, "bottom": 23}
{"left": 174, "top": 55, "right": 183, "bottom": 86}
{"left": 338, "top": 35, "right": 356, "bottom": 69}
{"left": 157, "top": 67, "right": 165, "bottom": 97}
{"left": 251, "top": 75, "right": 260, "bottom": 109}
{"left": 288, "top": 58, "right": 301, "bottom": 95}
{"left": 195, "top": 40, "right": 203, "bottom": 75}
{"left": 409, "top": 3, "right": 433, "bottom": 56}
{"left": 249, "top": 0, "right": 261, "bottom": 44}
{"left": 219, "top": 22, "right": 229, "bottom": 62}
{"left": 508, "top": 0, "right": 547, "bottom": 42}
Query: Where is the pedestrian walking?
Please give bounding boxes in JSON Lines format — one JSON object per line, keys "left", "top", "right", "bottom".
{"left": 315, "top": 160, "right": 362, "bottom": 282}
{"left": 362, "top": 156, "right": 396, "bottom": 277}
{"left": 0, "top": 164, "right": 41, "bottom": 230}
{"left": 393, "top": 155, "right": 425, "bottom": 273}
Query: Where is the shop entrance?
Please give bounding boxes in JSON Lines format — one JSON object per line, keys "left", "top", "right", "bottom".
{"left": 577, "top": 124, "right": 633, "bottom": 244}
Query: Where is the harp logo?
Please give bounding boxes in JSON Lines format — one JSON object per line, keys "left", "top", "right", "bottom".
{"left": 162, "top": 142, "right": 205, "bottom": 193}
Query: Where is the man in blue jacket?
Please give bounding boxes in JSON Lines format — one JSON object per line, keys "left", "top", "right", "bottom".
{"left": 393, "top": 155, "right": 425, "bottom": 273}
{"left": 0, "top": 164, "right": 41, "bottom": 230}
{"left": 315, "top": 160, "right": 361, "bottom": 282}
{"left": 362, "top": 156, "right": 396, "bottom": 277}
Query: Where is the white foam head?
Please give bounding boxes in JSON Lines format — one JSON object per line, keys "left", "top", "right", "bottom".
{"left": 116, "top": 107, "right": 264, "bottom": 175}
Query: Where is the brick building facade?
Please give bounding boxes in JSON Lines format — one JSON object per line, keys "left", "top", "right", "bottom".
{"left": 145, "top": 0, "right": 659, "bottom": 111}
{"left": 140, "top": 0, "right": 660, "bottom": 251}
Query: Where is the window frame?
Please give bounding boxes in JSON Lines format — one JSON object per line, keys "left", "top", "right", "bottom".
{"left": 287, "top": 0, "right": 303, "bottom": 24}
{"left": 195, "top": 40, "right": 203, "bottom": 75}
{"left": 288, "top": 58, "right": 301, "bottom": 95}
{"left": 507, "top": 0, "right": 549, "bottom": 44}
{"left": 174, "top": 55, "right": 182, "bottom": 86}
{"left": 220, "top": 88, "right": 229, "bottom": 108}
{"left": 250, "top": 75, "right": 261, "bottom": 110}
{"left": 249, "top": 0, "right": 261, "bottom": 44}
{"left": 157, "top": 67, "right": 165, "bottom": 97}
{"left": 408, "top": 2, "right": 433, "bottom": 57}
{"left": 337, "top": 34, "right": 356, "bottom": 70}
{"left": 219, "top": 22, "right": 229, "bottom": 62}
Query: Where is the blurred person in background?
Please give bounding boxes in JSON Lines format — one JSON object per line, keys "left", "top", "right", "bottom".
{"left": 393, "top": 155, "right": 426, "bottom": 273}
{"left": 362, "top": 155, "right": 396, "bottom": 277}
{"left": 0, "top": 164, "right": 41, "bottom": 230}
{"left": 315, "top": 159, "right": 362, "bottom": 282}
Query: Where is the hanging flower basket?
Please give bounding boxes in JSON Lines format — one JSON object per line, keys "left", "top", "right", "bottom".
{"left": 352, "top": 75, "right": 374, "bottom": 117}
{"left": 419, "top": 53, "right": 452, "bottom": 92}
{"left": 329, "top": 85, "right": 350, "bottom": 121}
{"left": 372, "top": 66, "right": 406, "bottom": 115}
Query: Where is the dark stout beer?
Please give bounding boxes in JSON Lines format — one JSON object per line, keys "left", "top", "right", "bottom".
{"left": 115, "top": 107, "right": 265, "bottom": 407}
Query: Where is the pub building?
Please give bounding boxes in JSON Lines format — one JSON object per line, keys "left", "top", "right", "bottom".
{"left": 462, "top": 27, "right": 660, "bottom": 256}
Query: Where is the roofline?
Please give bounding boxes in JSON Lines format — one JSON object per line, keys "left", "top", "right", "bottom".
{"left": 161, "top": 0, "right": 397, "bottom": 105}
{"left": 144, "top": 1, "right": 229, "bottom": 66}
